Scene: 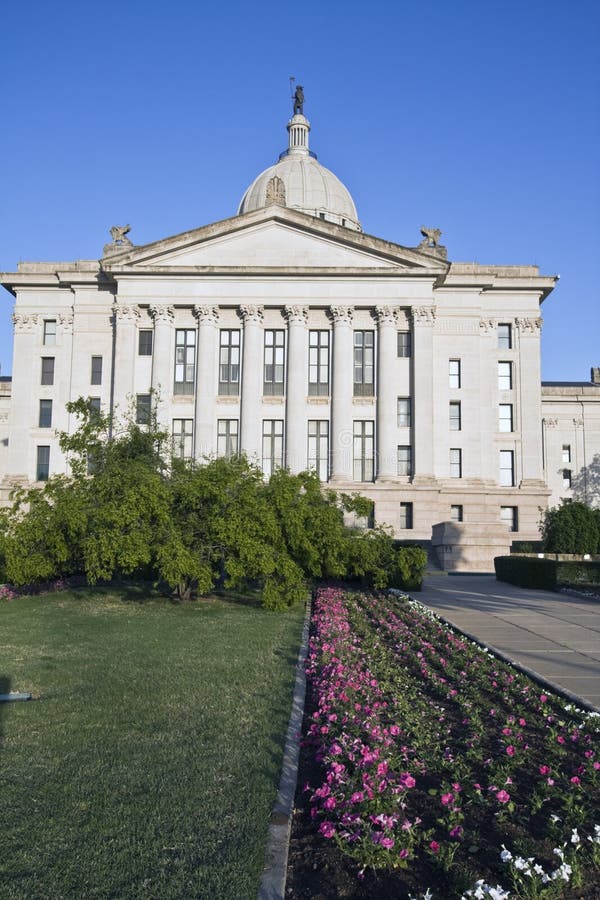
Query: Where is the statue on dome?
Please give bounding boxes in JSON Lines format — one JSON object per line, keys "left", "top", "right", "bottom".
{"left": 293, "top": 85, "right": 304, "bottom": 116}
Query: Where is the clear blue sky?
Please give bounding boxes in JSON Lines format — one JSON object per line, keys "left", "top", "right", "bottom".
{"left": 1, "top": 0, "right": 598, "bottom": 380}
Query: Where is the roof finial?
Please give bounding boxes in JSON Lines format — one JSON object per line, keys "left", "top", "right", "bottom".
{"left": 292, "top": 83, "right": 304, "bottom": 116}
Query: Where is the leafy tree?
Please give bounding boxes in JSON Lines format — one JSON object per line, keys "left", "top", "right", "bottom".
{"left": 541, "top": 500, "right": 600, "bottom": 555}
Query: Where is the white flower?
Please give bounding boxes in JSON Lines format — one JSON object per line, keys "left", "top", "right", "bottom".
{"left": 514, "top": 856, "right": 530, "bottom": 871}
{"left": 553, "top": 846, "right": 564, "bottom": 860}
{"left": 571, "top": 828, "right": 580, "bottom": 844}
{"left": 533, "top": 863, "right": 545, "bottom": 875}
{"left": 499, "top": 846, "right": 512, "bottom": 862}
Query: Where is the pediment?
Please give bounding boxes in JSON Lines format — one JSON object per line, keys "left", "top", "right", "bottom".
{"left": 101, "top": 207, "right": 447, "bottom": 273}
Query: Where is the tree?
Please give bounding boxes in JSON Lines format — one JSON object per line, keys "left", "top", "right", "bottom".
{"left": 541, "top": 500, "right": 600, "bottom": 555}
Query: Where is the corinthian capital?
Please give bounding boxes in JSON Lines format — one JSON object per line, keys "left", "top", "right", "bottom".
{"left": 149, "top": 304, "right": 175, "bottom": 324}
{"left": 411, "top": 306, "right": 436, "bottom": 326}
{"left": 375, "top": 305, "right": 400, "bottom": 327}
{"left": 284, "top": 305, "right": 309, "bottom": 325}
{"left": 12, "top": 312, "right": 39, "bottom": 332}
{"left": 516, "top": 317, "right": 542, "bottom": 334}
{"left": 113, "top": 303, "right": 141, "bottom": 322}
{"left": 329, "top": 305, "right": 354, "bottom": 326}
{"left": 194, "top": 305, "right": 219, "bottom": 326}
{"left": 239, "top": 305, "right": 264, "bottom": 325}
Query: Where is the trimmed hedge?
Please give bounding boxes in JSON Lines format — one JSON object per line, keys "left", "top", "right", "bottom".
{"left": 495, "top": 555, "right": 600, "bottom": 592}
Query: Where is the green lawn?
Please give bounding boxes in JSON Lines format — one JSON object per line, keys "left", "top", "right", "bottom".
{"left": 0, "top": 586, "right": 306, "bottom": 899}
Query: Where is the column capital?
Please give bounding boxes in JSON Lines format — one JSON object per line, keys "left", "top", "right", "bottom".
{"left": 516, "top": 316, "right": 542, "bottom": 334}
{"left": 284, "top": 304, "right": 309, "bottom": 325}
{"left": 12, "top": 312, "right": 39, "bottom": 332}
{"left": 194, "top": 304, "right": 219, "bottom": 326}
{"left": 411, "top": 306, "right": 436, "bottom": 326}
{"left": 329, "top": 305, "right": 354, "bottom": 326}
{"left": 113, "top": 303, "right": 141, "bottom": 323}
{"left": 374, "top": 305, "right": 400, "bottom": 327}
{"left": 58, "top": 310, "right": 74, "bottom": 333}
{"left": 479, "top": 317, "right": 496, "bottom": 333}
{"left": 149, "top": 304, "right": 174, "bottom": 324}
{"left": 239, "top": 304, "right": 264, "bottom": 325}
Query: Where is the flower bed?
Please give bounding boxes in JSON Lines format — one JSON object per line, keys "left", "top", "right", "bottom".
{"left": 290, "top": 587, "right": 600, "bottom": 898}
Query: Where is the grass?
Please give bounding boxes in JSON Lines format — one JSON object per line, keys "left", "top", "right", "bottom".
{"left": 0, "top": 584, "right": 306, "bottom": 899}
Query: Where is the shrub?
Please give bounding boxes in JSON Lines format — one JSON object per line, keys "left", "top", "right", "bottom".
{"left": 494, "top": 555, "right": 557, "bottom": 590}
{"left": 542, "top": 501, "right": 600, "bottom": 555}
{"left": 394, "top": 545, "right": 427, "bottom": 590}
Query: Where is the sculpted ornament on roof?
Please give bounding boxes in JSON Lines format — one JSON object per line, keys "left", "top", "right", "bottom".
{"left": 103, "top": 225, "right": 135, "bottom": 257}
{"left": 265, "top": 175, "right": 286, "bottom": 207}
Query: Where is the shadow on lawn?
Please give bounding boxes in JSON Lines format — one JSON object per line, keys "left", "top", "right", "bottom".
{"left": 0, "top": 674, "right": 11, "bottom": 746}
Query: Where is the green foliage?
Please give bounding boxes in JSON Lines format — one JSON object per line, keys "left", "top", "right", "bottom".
{"left": 541, "top": 500, "right": 600, "bottom": 555}
{"left": 495, "top": 555, "right": 558, "bottom": 590}
{"left": 394, "top": 545, "right": 427, "bottom": 590}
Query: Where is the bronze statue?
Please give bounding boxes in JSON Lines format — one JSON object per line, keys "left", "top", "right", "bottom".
{"left": 293, "top": 85, "right": 304, "bottom": 116}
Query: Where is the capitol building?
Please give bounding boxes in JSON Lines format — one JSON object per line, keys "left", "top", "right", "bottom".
{"left": 1, "top": 96, "right": 599, "bottom": 570}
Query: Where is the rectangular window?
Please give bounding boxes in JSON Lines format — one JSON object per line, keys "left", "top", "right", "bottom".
{"left": 36, "top": 445, "right": 50, "bottom": 481}
{"left": 38, "top": 399, "right": 52, "bottom": 428}
{"left": 353, "top": 331, "right": 374, "bottom": 396}
{"left": 498, "top": 323, "right": 512, "bottom": 349}
{"left": 262, "top": 420, "right": 284, "bottom": 477}
{"left": 41, "top": 357, "right": 55, "bottom": 385}
{"left": 450, "top": 448, "right": 462, "bottom": 479}
{"left": 43, "top": 320, "right": 56, "bottom": 345}
{"left": 263, "top": 329, "right": 285, "bottom": 396}
{"left": 563, "top": 469, "right": 572, "bottom": 489}
{"left": 91, "top": 355, "right": 103, "bottom": 385}
{"left": 174, "top": 329, "right": 196, "bottom": 395}
{"left": 307, "top": 420, "right": 329, "bottom": 482}
{"left": 499, "top": 450, "right": 515, "bottom": 486}
{"left": 498, "top": 361, "right": 513, "bottom": 391}
{"left": 88, "top": 397, "right": 101, "bottom": 413}
{"left": 219, "top": 329, "right": 240, "bottom": 395}
{"left": 399, "top": 502, "right": 413, "bottom": 529}
{"left": 397, "top": 397, "right": 411, "bottom": 428}
{"left": 138, "top": 330, "right": 153, "bottom": 356}
{"left": 449, "top": 359, "right": 461, "bottom": 389}
{"left": 217, "top": 419, "right": 239, "bottom": 460}
{"left": 136, "top": 394, "right": 151, "bottom": 425}
{"left": 397, "top": 444, "right": 412, "bottom": 476}
{"left": 308, "top": 330, "right": 330, "bottom": 396}
{"left": 353, "top": 420, "right": 374, "bottom": 482}
{"left": 562, "top": 444, "right": 571, "bottom": 463}
{"left": 449, "top": 401, "right": 462, "bottom": 431}
{"left": 172, "top": 419, "right": 194, "bottom": 459}
{"left": 500, "top": 506, "right": 518, "bottom": 532}
{"left": 397, "top": 332, "right": 412, "bottom": 358}
{"left": 450, "top": 504, "right": 463, "bottom": 522}
{"left": 499, "top": 403, "right": 513, "bottom": 432}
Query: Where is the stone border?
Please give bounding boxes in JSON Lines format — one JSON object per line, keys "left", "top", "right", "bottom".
{"left": 258, "top": 598, "right": 311, "bottom": 900}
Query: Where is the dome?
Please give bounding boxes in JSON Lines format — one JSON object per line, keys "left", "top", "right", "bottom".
{"left": 238, "top": 112, "right": 361, "bottom": 231}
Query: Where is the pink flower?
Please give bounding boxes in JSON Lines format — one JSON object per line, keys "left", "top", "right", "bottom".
{"left": 557, "top": 736, "right": 565, "bottom": 744}
{"left": 449, "top": 825, "right": 463, "bottom": 839}
{"left": 400, "top": 772, "right": 416, "bottom": 789}
{"left": 323, "top": 796, "right": 336, "bottom": 810}
{"left": 506, "top": 745, "right": 515, "bottom": 757}
{"left": 429, "top": 840, "right": 440, "bottom": 854}
{"left": 539, "top": 765, "right": 551, "bottom": 775}
{"left": 389, "top": 724, "right": 400, "bottom": 736}
{"left": 319, "top": 821, "right": 336, "bottom": 838}
{"left": 377, "top": 761, "right": 389, "bottom": 777}
{"left": 496, "top": 790, "right": 510, "bottom": 804}
{"left": 399, "top": 848, "right": 410, "bottom": 859}
{"left": 570, "top": 776, "right": 581, "bottom": 785}
{"left": 350, "top": 791, "right": 364, "bottom": 803}
{"left": 540, "top": 694, "right": 548, "bottom": 703}
{"left": 441, "top": 792, "right": 455, "bottom": 805}
{"left": 380, "top": 836, "right": 395, "bottom": 850}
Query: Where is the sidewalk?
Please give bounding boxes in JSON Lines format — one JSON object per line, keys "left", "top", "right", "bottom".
{"left": 416, "top": 574, "right": 600, "bottom": 711}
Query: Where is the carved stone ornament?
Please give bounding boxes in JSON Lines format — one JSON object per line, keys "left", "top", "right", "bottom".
{"left": 544, "top": 418, "right": 558, "bottom": 428}
{"left": 265, "top": 175, "right": 286, "bottom": 207}
{"left": 573, "top": 417, "right": 584, "bottom": 427}
{"left": 103, "top": 224, "right": 134, "bottom": 257}
{"left": 112, "top": 303, "right": 141, "bottom": 322}
{"left": 239, "top": 305, "right": 264, "bottom": 325}
{"left": 419, "top": 226, "right": 442, "bottom": 247}
{"left": 375, "top": 305, "right": 400, "bottom": 327}
{"left": 411, "top": 306, "right": 436, "bottom": 326}
{"left": 284, "top": 305, "right": 309, "bottom": 325}
{"left": 149, "top": 305, "right": 175, "bottom": 324}
{"left": 193, "top": 305, "right": 219, "bottom": 326}
{"left": 329, "top": 305, "right": 354, "bottom": 326}
{"left": 516, "top": 317, "right": 542, "bottom": 334}
{"left": 479, "top": 318, "right": 497, "bottom": 333}
{"left": 11, "top": 312, "right": 39, "bottom": 332}
{"left": 58, "top": 311, "right": 74, "bottom": 331}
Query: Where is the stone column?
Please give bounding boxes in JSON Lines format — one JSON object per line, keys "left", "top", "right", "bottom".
{"left": 9, "top": 313, "right": 40, "bottom": 480}
{"left": 375, "top": 305, "right": 400, "bottom": 480}
{"left": 194, "top": 304, "right": 219, "bottom": 459}
{"left": 411, "top": 306, "right": 436, "bottom": 483}
{"left": 239, "top": 305, "right": 264, "bottom": 464}
{"left": 112, "top": 303, "right": 140, "bottom": 420}
{"left": 330, "top": 305, "right": 354, "bottom": 482}
{"left": 149, "top": 305, "right": 175, "bottom": 432}
{"left": 284, "top": 305, "right": 308, "bottom": 473}
{"left": 516, "top": 317, "right": 545, "bottom": 485}
{"left": 479, "top": 318, "right": 498, "bottom": 484}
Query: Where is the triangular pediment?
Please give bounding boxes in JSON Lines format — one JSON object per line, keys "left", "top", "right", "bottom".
{"left": 101, "top": 207, "right": 448, "bottom": 273}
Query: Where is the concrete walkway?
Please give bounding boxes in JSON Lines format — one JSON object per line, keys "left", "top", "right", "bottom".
{"left": 416, "top": 574, "right": 600, "bottom": 711}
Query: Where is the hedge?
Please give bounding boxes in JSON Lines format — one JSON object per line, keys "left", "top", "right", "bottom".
{"left": 495, "top": 555, "right": 600, "bottom": 592}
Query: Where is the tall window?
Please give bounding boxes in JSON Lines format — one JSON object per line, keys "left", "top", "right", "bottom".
{"left": 563, "top": 469, "right": 572, "bottom": 489}
{"left": 262, "top": 420, "right": 284, "bottom": 476}
{"left": 498, "top": 324, "right": 512, "bottom": 349}
{"left": 449, "top": 359, "right": 461, "bottom": 389}
{"left": 450, "top": 448, "right": 462, "bottom": 478}
{"left": 36, "top": 446, "right": 50, "bottom": 481}
{"left": 500, "top": 506, "right": 518, "bottom": 532}
{"left": 499, "top": 403, "right": 513, "bottom": 432}
{"left": 219, "top": 329, "right": 240, "bottom": 395}
{"left": 397, "top": 332, "right": 412, "bottom": 358}
{"left": 217, "top": 419, "right": 239, "bottom": 459}
{"left": 562, "top": 444, "right": 571, "bottom": 463}
{"left": 89, "top": 397, "right": 101, "bottom": 412}
{"left": 91, "top": 355, "right": 103, "bottom": 385}
{"left": 138, "top": 330, "right": 153, "bottom": 356}
{"left": 174, "top": 329, "right": 196, "bottom": 395}
{"left": 136, "top": 394, "right": 151, "bottom": 425}
{"left": 308, "top": 330, "right": 330, "bottom": 395}
{"left": 263, "top": 329, "right": 285, "bottom": 396}
{"left": 498, "top": 361, "right": 513, "bottom": 390}
{"left": 449, "top": 401, "right": 461, "bottom": 431}
{"left": 399, "top": 502, "right": 413, "bottom": 529}
{"left": 397, "top": 445, "right": 412, "bottom": 476}
{"left": 307, "top": 420, "right": 329, "bottom": 481}
{"left": 353, "top": 331, "right": 374, "bottom": 396}
{"left": 450, "top": 504, "right": 463, "bottom": 522}
{"left": 397, "top": 397, "right": 411, "bottom": 428}
{"left": 41, "top": 357, "right": 55, "bottom": 385}
{"left": 43, "top": 320, "right": 56, "bottom": 345}
{"left": 353, "top": 421, "right": 374, "bottom": 481}
{"left": 39, "top": 399, "right": 52, "bottom": 428}
{"left": 499, "top": 450, "right": 515, "bottom": 486}
{"left": 172, "top": 419, "right": 193, "bottom": 459}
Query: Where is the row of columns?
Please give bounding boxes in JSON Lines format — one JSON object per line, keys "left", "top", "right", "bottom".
{"left": 112, "top": 302, "right": 435, "bottom": 482}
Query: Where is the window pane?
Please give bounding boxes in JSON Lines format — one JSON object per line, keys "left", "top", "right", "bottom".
{"left": 172, "top": 419, "right": 194, "bottom": 459}
{"left": 36, "top": 445, "right": 50, "bottom": 481}
{"left": 308, "top": 331, "right": 329, "bottom": 396}
{"left": 499, "top": 404, "right": 513, "bottom": 432}
{"left": 500, "top": 506, "right": 518, "bottom": 532}
{"left": 397, "top": 332, "right": 411, "bottom": 358}
{"left": 399, "top": 502, "right": 413, "bottom": 529}
{"left": 91, "top": 356, "right": 103, "bottom": 385}
{"left": 449, "top": 359, "right": 461, "bottom": 389}
{"left": 397, "top": 445, "right": 412, "bottom": 476}
{"left": 499, "top": 450, "right": 514, "bottom": 486}
{"left": 449, "top": 402, "right": 461, "bottom": 430}
{"left": 498, "top": 362, "right": 512, "bottom": 390}
{"left": 174, "top": 330, "right": 195, "bottom": 395}
{"left": 353, "top": 331, "right": 375, "bottom": 396}
{"left": 138, "top": 330, "right": 153, "bottom": 355}
{"left": 308, "top": 420, "right": 329, "bottom": 482}
{"left": 397, "top": 398, "right": 411, "bottom": 428}
{"left": 498, "top": 324, "right": 512, "bottom": 349}
{"left": 219, "top": 330, "right": 241, "bottom": 395}
{"left": 562, "top": 444, "right": 571, "bottom": 463}
{"left": 450, "top": 505, "right": 463, "bottom": 522}
{"left": 39, "top": 399, "right": 52, "bottom": 428}
{"left": 41, "top": 357, "right": 55, "bottom": 385}
{"left": 264, "top": 330, "right": 285, "bottom": 395}
{"left": 450, "top": 448, "right": 462, "bottom": 478}
{"left": 353, "top": 421, "right": 375, "bottom": 482}
{"left": 43, "top": 320, "right": 56, "bottom": 346}
{"left": 136, "top": 394, "right": 151, "bottom": 425}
